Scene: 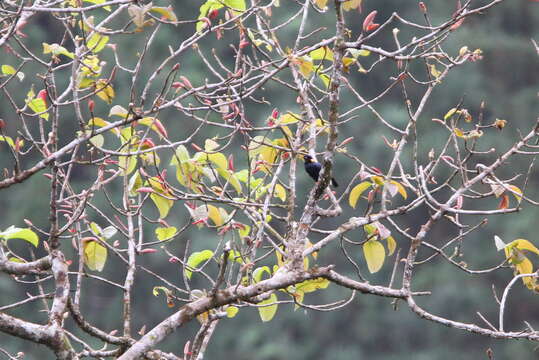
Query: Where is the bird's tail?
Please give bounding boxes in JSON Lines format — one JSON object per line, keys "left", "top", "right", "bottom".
{"left": 331, "top": 178, "right": 338, "bottom": 187}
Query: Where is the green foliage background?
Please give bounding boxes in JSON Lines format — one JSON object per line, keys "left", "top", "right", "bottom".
{"left": 0, "top": 0, "right": 538, "bottom": 359}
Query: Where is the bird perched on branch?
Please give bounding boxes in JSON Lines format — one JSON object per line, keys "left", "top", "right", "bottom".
{"left": 303, "top": 155, "right": 338, "bottom": 187}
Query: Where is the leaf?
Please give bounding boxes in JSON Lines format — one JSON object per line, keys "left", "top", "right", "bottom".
{"left": 1, "top": 64, "right": 16, "bottom": 75}
{"left": 295, "top": 278, "right": 330, "bottom": 293}
{"left": 273, "top": 184, "right": 286, "bottom": 202}
{"left": 429, "top": 64, "right": 441, "bottom": 79}
{"left": 224, "top": 0, "right": 246, "bottom": 13}
{"left": 226, "top": 306, "right": 239, "bottom": 318}
{"left": 150, "top": 192, "right": 173, "bottom": 218}
{"left": 454, "top": 128, "right": 464, "bottom": 138}
{"left": 101, "top": 226, "right": 117, "bottom": 239}
{"left": 83, "top": 0, "right": 111, "bottom": 11}
{"left": 0, "top": 135, "right": 16, "bottom": 150}
{"left": 498, "top": 194, "right": 509, "bottom": 210}
{"left": 86, "top": 33, "right": 109, "bottom": 53}
{"left": 313, "top": 0, "right": 328, "bottom": 10}
{"left": 309, "top": 46, "right": 334, "bottom": 61}
{"left": 342, "top": 0, "right": 362, "bottom": 12}
{"left": 95, "top": 79, "right": 115, "bottom": 104}
{"left": 138, "top": 117, "right": 168, "bottom": 139}
{"left": 349, "top": 181, "right": 372, "bottom": 208}
{"left": 205, "top": 139, "right": 220, "bottom": 151}
{"left": 186, "top": 250, "right": 214, "bottom": 279}
{"left": 207, "top": 205, "right": 224, "bottom": 226}
{"left": 109, "top": 105, "right": 129, "bottom": 118}
{"left": 363, "top": 240, "right": 385, "bottom": 273}
{"left": 386, "top": 236, "right": 396, "bottom": 256}
{"left": 83, "top": 239, "right": 108, "bottom": 271}
{"left": 508, "top": 185, "right": 522, "bottom": 201}
{"left": 512, "top": 239, "right": 539, "bottom": 256}
{"left": 258, "top": 293, "right": 278, "bottom": 322}
{"left": 156, "top": 226, "right": 177, "bottom": 241}
{"left": 362, "top": 10, "right": 378, "bottom": 32}
{"left": 444, "top": 108, "right": 457, "bottom": 121}
{"left": 150, "top": 6, "right": 178, "bottom": 22}
{"left": 27, "top": 98, "right": 49, "bottom": 120}
{"left": 253, "top": 266, "right": 272, "bottom": 283}
{"left": 389, "top": 180, "right": 407, "bottom": 199}
{"left": 42, "top": 43, "right": 75, "bottom": 59}
{"left": 494, "top": 235, "right": 506, "bottom": 251}
{"left": 0, "top": 227, "right": 39, "bottom": 247}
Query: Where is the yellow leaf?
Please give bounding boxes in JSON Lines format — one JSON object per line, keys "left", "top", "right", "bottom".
{"left": 83, "top": 239, "right": 107, "bottom": 271}
{"left": 342, "top": 0, "right": 362, "bottom": 11}
{"left": 363, "top": 240, "right": 385, "bottom": 273}
{"left": 207, "top": 205, "right": 224, "bottom": 226}
{"left": 273, "top": 184, "right": 286, "bottom": 202}
{"left": 386, "top": 236, "right": 396, "bottom": 256}
{"left": 390, "top": 180, "right": 407, "bottom": 199}
{"left": 515, "top": 257, "right": 535, "bottom": 289}
{"left": 513, "top": 239, "right": 539, "bottom": 256}
{"left": 155, "top": 226, "right": 177, "bottom": 241}
{"left": 258, "top": 293, "right": 278, "bottom": 322}
{"left": 313, "top": 0, "right": 328, "bottom": 9}
{"left": 508, "top": 185, "right": 522, "bottom": 201}
{"left": 429, "top": 64, "right": 441, "bottom": 79}
{"left": 206, "top": 152, "right": 228, "bottom": 170}
{"left": 444, "top": 108, "right": 457, "bottom": 121}
{"left": 150, "top": 193, "right": 173, "bottom": 218}
{"left": 296, "top": 57, "right": 314, "bottom": 78}
{"left": 309, "top": 46, "right": 334, "bottom": 61}
{"left": 226, "top": 306, "right": 239, "bottom": 318}
{"left": 95, "top": 79, "right": 115, "bottom": 104}
{"left": 150, "top": 6, "right": 178, "bottom": 22}
{"left": 349, "top": 181, "right": 372, "bottom": 208}
{"left": 454, "top": 128, "right": 464, "bottom": 138}
{"left": 295, "top": 278, "right": 330, "bottom": 293}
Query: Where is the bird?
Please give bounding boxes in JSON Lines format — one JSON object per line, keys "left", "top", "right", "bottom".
{"left": 303, "top": 155, "right": 338, "bottom": 187}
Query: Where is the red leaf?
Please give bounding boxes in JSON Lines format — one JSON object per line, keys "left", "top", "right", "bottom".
{"left": 498, "top": 194, "right": 509, "bottom": 210}
{"left": 228, "top": 154, "right": 234, "bottom": 171}
{"left": 362, "top": 10, "right": 378, "bottom": 32}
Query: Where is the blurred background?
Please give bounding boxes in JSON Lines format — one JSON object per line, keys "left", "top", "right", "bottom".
{"left": 0, "top": 0, "right": 538, "bottom": 359}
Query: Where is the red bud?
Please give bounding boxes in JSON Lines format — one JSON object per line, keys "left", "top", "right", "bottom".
{"left": 37, "top": 89, "right": 47, "bottom": 104}
{"left": 362, "top": 10, "right": 378, "bottom": 32}
{"left": 139, "top": 248, "right": 158, "bottom": 254}
{"left": 88, "top": 99, "right": 95, "bottom": 113}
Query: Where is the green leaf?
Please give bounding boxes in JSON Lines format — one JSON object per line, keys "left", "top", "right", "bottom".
{"left": 0, "top": 135, "right": 16, "bottom": 150}
{"left": 363, "top": 240, "right": 385, "bottom": 273}
{"left": 186, "top": 250, "right": 214, "bottom": 279}
{"left": 224, "top": 0, "right": 246, "bottom": 12}
{"left": 253, "top": 266, "right": 271, "bottom": 283}
{"left": 349, "top": 181, "right": 372, "bottom": 208}
{"left": 258, "top": 293, "right": 278, "bottom": 322}
{"left": 0, "top": 227, "right": 39, "bottom": 247}
{"left": 42, "top": 43, "right": 75, "bottom": 59}
{"left": 83, "top": 239, "right": 107, "bottom": 271}
{"left": 86, "top": 33, "right": 109, "bottom": 53}
{"left": 155, "top": 226, "right": 177, "bottom": 241}
{"left": 27, "top": 98, "right": 49, "bottom": 120}
{"left": 1, "top": 64, "right": 16, "bottom": 75}
{"left": 150, "top": 192, "right": 173, "bottom": 218}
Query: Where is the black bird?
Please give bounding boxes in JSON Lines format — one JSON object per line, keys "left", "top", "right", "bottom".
{"left": 303, "top": 155, "right": 338, "bottom": 187}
